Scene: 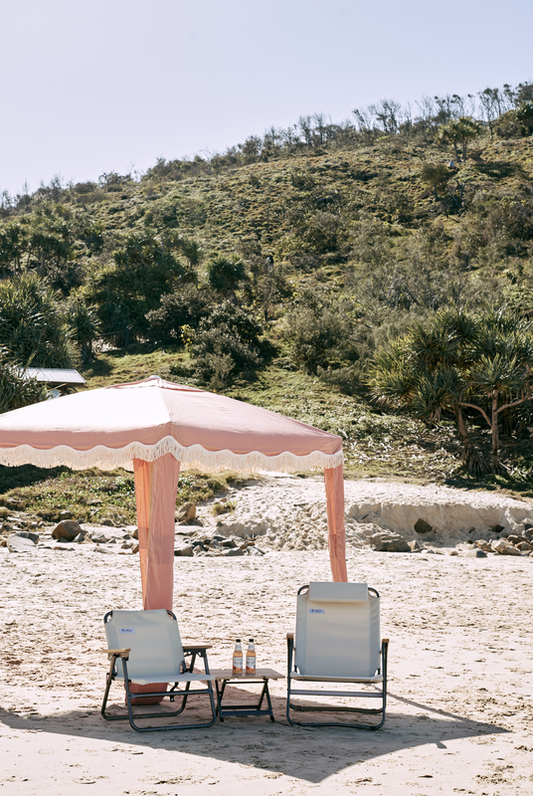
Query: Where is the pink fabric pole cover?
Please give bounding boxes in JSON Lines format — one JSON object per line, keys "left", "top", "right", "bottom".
{"left": 130, "top": 454, "right": 180, "bottom": 704}
{"left": 133, "top": 453, "right": 181, "bottom": 611}
{"left": 324, "top": 463, "right": 348, "bottom": 582}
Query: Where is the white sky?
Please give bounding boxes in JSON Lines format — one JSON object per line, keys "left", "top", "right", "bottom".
{"left": 1, "top": 0, "right": 532, "bottom": 196}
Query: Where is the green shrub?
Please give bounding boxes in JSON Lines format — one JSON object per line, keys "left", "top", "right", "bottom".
{"left": 189, "top": 302, "right": 263, "bottom": 389}
{"left": 145, "top": 285, "right": 210, "bottom": 345}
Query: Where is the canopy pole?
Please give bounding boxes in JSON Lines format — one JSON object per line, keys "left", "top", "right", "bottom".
{"left": 324, "top": 463, "right": 348, "bottom": 582}
{"left": 134, "top": 453, "right": 181, "bottom": 610}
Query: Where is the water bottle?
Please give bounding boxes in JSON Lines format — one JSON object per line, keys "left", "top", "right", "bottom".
{"left": 232, "top": 639, "right": 243, "bottom": 675}
{"left": 246, "top": 638, "right": 256, "bottom": 675}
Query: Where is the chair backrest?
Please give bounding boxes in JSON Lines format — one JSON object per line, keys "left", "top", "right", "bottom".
{"left": 294, "top": 582, "right": 381, "bottom": 678}
{"left": 104, "top": 609, "right": 184, "bottom": 682}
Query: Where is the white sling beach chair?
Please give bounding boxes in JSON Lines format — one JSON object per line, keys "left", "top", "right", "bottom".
{"left": 286, "top": 582, "right": 388, "bottom": 729}
{"left": 101, "top": 609, "right": 216, "bottom": 732}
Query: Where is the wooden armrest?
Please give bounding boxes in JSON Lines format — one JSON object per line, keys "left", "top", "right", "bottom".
{"left": 286, "top": 632, "right": 294, "bottom": 640}
{"left": 103, "top": 648, "right": 130, "bottom": 658}
{"left": 382, "top": 638, "right": 389, "bottom": 644}
{"left": 182, "top": 643, "right": 212, "bottom": 652}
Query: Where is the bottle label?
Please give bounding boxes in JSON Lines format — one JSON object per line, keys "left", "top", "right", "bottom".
{"left": 232, "top": 654, "right": 243, "bottom": 675}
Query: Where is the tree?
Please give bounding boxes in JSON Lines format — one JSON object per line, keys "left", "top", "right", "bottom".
{"left": 94, "top": 230, "right": 188, "bottom": 335}
{"left": 515, "top": 102, "right": 533, "bottom": 135}
{"left": 189, "top": 301, "right": 263, "bottom": 390}
{"left": 368, "top": 310, "right": 533, "bottom": 475}
{"left": 0, "top": 272, "right": 76, "bottom": 368}
{"left": 67, "top": 298, "right": 101, "bottom": 362}
{"left": 0, "top": 222, "right": 26, "bottom": 276}
{"left": 145, "top": 285, "right": 209, "bottom": 345}
{"left": 0, "top": 348, "right": 48, "bottom": 413}
{"left": 420, "top": 163, "right": 451, "bottom": 200}
{"left": 438, "top": 116, "right": 481, "bottom": 161}
{"left": 207, "top": 255, "right": 247, "bottom": 295}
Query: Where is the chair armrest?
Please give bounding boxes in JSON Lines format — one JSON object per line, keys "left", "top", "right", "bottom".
{"left": 286, "top": 632, "right": 294, "bottom": 640}
{"left": 103, "top": 648, "right": 130, "bottom": 659}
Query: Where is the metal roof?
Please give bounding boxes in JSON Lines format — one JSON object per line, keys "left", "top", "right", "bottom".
{"left": 22, "top": 368, "right": 86, "bottom": 386}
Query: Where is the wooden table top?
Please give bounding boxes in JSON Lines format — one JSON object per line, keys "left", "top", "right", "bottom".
{"left": 209, "top": 667, "right": 284, "bottom": 680}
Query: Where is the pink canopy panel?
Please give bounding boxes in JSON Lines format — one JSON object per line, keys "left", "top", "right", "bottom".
{"left": 0, "top": 376, "right": 347, "bottom": 607}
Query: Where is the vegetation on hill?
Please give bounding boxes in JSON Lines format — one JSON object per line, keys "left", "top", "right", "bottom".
{"left": 1, "top": 79, "right": 533, "bottom": 514}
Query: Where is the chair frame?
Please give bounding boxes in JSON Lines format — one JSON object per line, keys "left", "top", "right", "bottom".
{"left": 286, "top": 585, "right": 388, "bottom": 730}
{"left": 101, "top": 609, "right": 217, "bottom": 732}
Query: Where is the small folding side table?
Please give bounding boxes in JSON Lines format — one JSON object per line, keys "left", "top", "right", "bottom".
{"left": 209, "top": 668, "right": 284, "bottom": 722}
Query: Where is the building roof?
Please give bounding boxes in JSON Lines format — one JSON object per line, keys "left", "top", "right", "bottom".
{"left": 22, "top": 368, "right": 86, "bottom": 387}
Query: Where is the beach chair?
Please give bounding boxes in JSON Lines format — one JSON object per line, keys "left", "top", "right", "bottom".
{"left": 286, "top": 582, "right": 388, "bottom": 729}
{"left": 101, "top": 609, "right": 216, "bottom": 732}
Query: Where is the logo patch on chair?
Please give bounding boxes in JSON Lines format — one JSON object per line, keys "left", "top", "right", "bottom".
{"left": 309, "top": 608, "right": 325, "bottom": 614}
{"left": 119, "top": 627, "right": 136, "bottom": 634}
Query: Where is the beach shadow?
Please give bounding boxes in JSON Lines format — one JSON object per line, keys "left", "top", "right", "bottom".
{"left": 0, "top": 689, "right": 508, "bottom": 784}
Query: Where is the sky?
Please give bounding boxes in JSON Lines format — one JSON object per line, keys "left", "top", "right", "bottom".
{"left": 1, "top": 0, "right": 532, "bottom": 196}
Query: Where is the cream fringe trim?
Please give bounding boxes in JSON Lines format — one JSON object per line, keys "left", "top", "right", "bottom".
{"left": 0, "top": 436, "right": 344, "bottom": 474}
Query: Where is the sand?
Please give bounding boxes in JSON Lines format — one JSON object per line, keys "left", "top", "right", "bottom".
{"left": 1, "top": 475, "right": 533, "bottom": 795}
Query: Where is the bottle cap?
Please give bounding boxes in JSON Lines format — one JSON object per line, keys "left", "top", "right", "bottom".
{"left": 249, "top": 638, "right": 254, "bottom": 642}
{"left": 236, "top": 638, "right": 241, "bottom": 642}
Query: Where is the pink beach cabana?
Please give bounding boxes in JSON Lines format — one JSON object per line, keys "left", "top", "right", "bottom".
{"left": 0, "top": 376, "right": 347, "bottom": 609}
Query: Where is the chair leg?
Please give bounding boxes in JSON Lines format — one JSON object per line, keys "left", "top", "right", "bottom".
{"left": 286, "top": 639, "right": 388, "bottom": 730}
{"left": 102, "top": 654, "right": 217, "bottom": 732}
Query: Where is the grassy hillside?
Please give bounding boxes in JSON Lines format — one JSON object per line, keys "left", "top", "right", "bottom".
{"left": 1, "top": 86, "right": 533, "bottom": 516}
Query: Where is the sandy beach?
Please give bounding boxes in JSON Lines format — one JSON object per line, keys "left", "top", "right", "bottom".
{"left": 1, "top": 475, "right": 533, "bottom": 795}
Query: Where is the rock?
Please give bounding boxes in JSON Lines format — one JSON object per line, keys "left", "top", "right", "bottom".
{"left": 491, "top": 539, "right": 521, "bottom": 556}
{"left": 464, "top": 549, "right": 487, "bottom": 558}
{"left": 506, "top": 534, "right": 525, "bottom": 545}
{"left": 176, "top": 502, "right": 196, "bottom": 523}
{"left": 132, "top": 528, "right": 139, "bottom": 539}
{"left": 215, "top": 518, "right": 267, "bottom": 538}
{"left": 475, "top": 540, "right": 492, "bottom": 552}
{"left": 408, "top": 540, "right": 420, "bottom": 552}
{"left": 74, "top": 531, "right": 91, "bottom": 544}
{"left": 90, "top": 531, "right": 110, "bottom": 544}
{"left": 7, "top": 534, "right": 37, "bottom": 553}
{"left": 209, "top": 540, "right": 224, "bottom": 550}
{"left": 174, "top": 543, "right": 194, "bottom": 557}
{"left": 132, "top": 544, "right": 139, "bottom": 554}
{"left": 221, "top": 539, "right": 237, "bottom": 549}
{"left": 516, "top": 541, "right": 533, "bottom": 551}
{"left": 248, "top": 546, "right": 265, "bottom": 556}
{"left": 52, "top": 520, "right": 82, "bottom": 542}
{"left": 448, "top": 549, "right": 459, "bottom": 556}
{"left": 490, "top": 524, "right": 505, "bottom": 534}
{"left": 414, "top": 518, "right": 433, "bottom": 534}
{"left": 192, "top": 540, "right": 208, "bottom": 551}
{"left": 17, "top": 530, "right": 40, "bottom": 544}
{"left": 95, "top": 547, "right": 117, "bottom": 554}
{"left": 523, "top": 528, "right": 533, "bottom": 541}
{"left": 370, "top": 531, "right": 410, "bottom": 553}
{"left": 59, "top": 510, "right": 72, "bottom": 520}
{"left": 223, "top": 547, "right": 245, "bottom": 557}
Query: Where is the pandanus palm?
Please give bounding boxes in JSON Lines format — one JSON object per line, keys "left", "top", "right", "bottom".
{"left": 369, "top": 310, "right": 533, "bottom": 475}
